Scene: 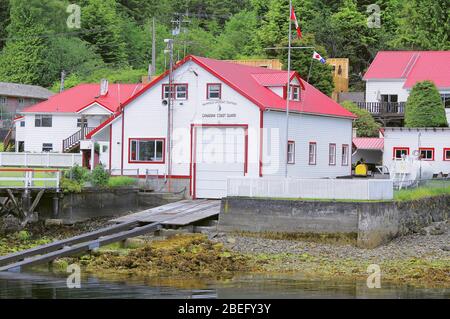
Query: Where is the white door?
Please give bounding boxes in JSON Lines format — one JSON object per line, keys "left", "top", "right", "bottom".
{"left": 195, "top": 126, "right": 246, "bottom": 199}
{"left": 98, "top": 142, "right": 109, "bottom": 169}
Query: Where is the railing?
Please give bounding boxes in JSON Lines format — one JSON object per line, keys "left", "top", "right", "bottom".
{"left": 357, "top": 102, "right": 406, "bottom": 115}
{"left": 227, "top": 177, "right": 394, "bottom": 200}
{"left": 0, "top": 152, "right": 82, "bottom": 168}
{"left": 0, "top": 169, "right": 61, "bottom": 189}
{"left": 62, "top": 127, "right": 95, "bottom": 152}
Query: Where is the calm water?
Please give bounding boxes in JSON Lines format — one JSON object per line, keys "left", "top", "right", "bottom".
{"left": 0, "top": 271, "right": 448, "bottom": 299}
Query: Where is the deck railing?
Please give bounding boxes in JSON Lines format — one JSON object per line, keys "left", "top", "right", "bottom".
{"left": 0, "top": 169, "right": 61, "bottom": 189}
{"left": 357, "top": 102, "right": 406, "bottom": 115}
{"left": 0, "top": 152, "right": 82, "bottom": 168}
{"left": 62, "top": 127, "right": 95, "bottom": 152}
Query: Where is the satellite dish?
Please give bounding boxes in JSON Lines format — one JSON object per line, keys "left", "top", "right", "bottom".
{"left": 162, "top": 100, "right": 168, "bottom": 106}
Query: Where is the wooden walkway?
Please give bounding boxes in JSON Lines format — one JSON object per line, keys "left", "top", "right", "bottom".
{"left": 0, "top": 200, "right": 221, "bottom": 272}
{"left": 111, "top": 199, "right": 221, "bottom": 226}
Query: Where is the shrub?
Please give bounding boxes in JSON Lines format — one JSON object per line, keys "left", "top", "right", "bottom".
{"left": 107, "top": 176, "right": 137, "bottom": 188}
{"left": 60, "top": 177, "right": 83, "bottom": 193}
{"left": 90, "top": 164, "right": 110, "bottom": 187}
{"left": 405, "top": 81, "right": 448, "bottom": 128}
{"left": 65, "top": 165, "right": 90, "bottom": 184}
{"left": 341, "top": 101, "right": 381, "bottom": 137}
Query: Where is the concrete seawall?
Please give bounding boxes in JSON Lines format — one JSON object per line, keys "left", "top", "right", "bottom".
{"left": 219, "top": 196, "right": 449, "bottom": 248}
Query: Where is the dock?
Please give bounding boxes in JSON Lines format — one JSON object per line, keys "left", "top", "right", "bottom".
{"left": 0, "top": 199, "right": 221, "bottom": 272}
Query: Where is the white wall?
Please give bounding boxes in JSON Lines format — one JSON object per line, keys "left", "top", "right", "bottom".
{"left": 263, "top": 111, "right": 353, "bottom": 178}
{"left": 383, "top": 128, "right": 450, "bottom": 174}
{"left": 365, "top": 79, "right": 410, "bottom": 102}
{"left": 15, "top": 114, "right": 105, "bottom": 153}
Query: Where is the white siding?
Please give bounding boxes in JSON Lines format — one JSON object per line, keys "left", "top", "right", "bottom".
{"left": 113, "top": 60, "right": 261, "bottom": 179}
{"left": 262, "top": 111, "right": 353, "bottom": 178}
{"left": 365, "top": 79, "right": 410, "bottom": 102}
{"left": 383, "top": 129, "right": 450, "bottom": 175}
{"left": 15, "top": 114, "right": 105, "bottom": 153}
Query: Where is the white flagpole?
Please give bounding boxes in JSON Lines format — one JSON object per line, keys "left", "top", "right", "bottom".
{"left": 284, "top": 0, "right": 292, "bottom": 179}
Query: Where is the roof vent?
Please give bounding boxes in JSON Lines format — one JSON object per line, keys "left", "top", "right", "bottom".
{"left": 100, "top": 79, "right": 109, "bottom": 96}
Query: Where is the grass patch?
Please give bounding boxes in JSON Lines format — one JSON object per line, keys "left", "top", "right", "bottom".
{"left": 107, "top": 176, "right": 137, "bottom": 188}
{"left": 394, "top": 184, "right": 450, "bottom": 201}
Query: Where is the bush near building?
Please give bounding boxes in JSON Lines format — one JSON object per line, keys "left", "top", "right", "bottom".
{"left": 341, "top": 101, "right": 380, "bottom": 137}
{"left": 404, "top": 81, "right": 448, "bottom": 128}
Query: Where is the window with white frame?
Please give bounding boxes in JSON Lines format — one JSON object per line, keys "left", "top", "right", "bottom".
{"left": 42, "top": 143, "right": 53, "bottom": 152}
{"left": 162, "top": 84, "right": 188, "bottom": 100}
{"left": 35, "top": 114, "right": 52, "bottom": 127}
{"left": 130, "top": 139, "right": 164, "bottom": 163}
{"left": 20, "top": 121, "right": 25, "bottom": 127}
{"left": 287, "top": 141, "right": 295, "bottom": 164}
{"left": 309, "top": 142, "right": 317, "bottom": 165}
{"left": 329, "top": 143, "right": 336, "bottom": 165}
{"left": 207, "top": 84, "right": 221, "bottom": 100}
{"left": 18, "top": 97, "right": 25, "bottom": 107}
{"left": 342, "top": 144, "right": 349, "bottom": 166}
{"left": 291, "top": 86, "right": 300, "bottom": 101}
{"left": 419, "top": 148, "right": 434, "bottom": 161}
{"left": 0, "top": 96, "right": 6, "bottom": 106}
{"left": 440, "top": 94, "right": 450, "bottom": 108}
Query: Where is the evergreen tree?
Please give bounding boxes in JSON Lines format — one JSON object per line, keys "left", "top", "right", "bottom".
{"left": 0, "top": 0, "right": 10, "bottom": 50}
{"left": 78, "top": 0, "right": 128, "bottom": 66}
{"left": 404, "top": 81, "right": 448, "bottom": 128}
{"left": 393, "top": 0, "right": 449, "bottom": 50}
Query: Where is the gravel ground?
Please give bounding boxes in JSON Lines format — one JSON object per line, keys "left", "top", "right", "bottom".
{"left": 215, "top": 223, "right": 450, "bottom": 262}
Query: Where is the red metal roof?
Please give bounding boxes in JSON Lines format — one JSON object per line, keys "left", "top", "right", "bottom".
{"left": 352, "top": 138, "right": 384, "bottom": 150}
{"left": 251, "top": 72, "right": 296, "bottom": 86}
{"left": 118, "top": 55, "right": 355, "bottom": 119}
{"left": 21, "top": 83, "right": 143, "bottom": 113}
{"left": 363, "top": 51, "right": 450, "bottom": 89}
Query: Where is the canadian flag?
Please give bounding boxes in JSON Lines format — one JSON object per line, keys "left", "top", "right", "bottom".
{"left": 290, "top": 6, "right": 302, "bottom": 39}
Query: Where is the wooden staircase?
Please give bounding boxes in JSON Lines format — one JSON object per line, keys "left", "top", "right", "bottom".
{"left": 2, "top": 127, "right": 14, "bottom": 151}
{"left": 62, "top": 127, "right": 95, "bottom": 153}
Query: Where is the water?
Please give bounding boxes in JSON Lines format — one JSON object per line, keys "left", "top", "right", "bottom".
{"left": 0, "top": 271, "right": 448, "bottom": 299}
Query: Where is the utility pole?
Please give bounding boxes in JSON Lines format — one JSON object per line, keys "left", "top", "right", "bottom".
{"left": 164, "top": 38, "right": 174, "bottom": 192}
{"left": 60, "top": 70, "right": 66, "bottom": 93}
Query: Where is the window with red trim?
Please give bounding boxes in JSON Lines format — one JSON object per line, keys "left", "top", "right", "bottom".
{"left": 329, "top": 143, "right": 336, "bottom": 165}
{"left": 162, "top": 84, "right": 188, "bottom": 100}
{"left": 342, "top": 144, "right": 349, "bottom": 166}
{"left": 207, "top": 83, "right": 221, "bottom": 100}
{"left": 393, "top": 147, "right": 409, "bottom": 159}
{"left": 419, "top": 148, "right": 434, "bottom": 161}
{"left": 291, "top": 86, "right": 300, "bottom": 101}
{"left": 130, "top": 138, "right": 164, "bottom": 163}
{"left": 444, "top": 148, "right": 450, "bottom": 161}
{"left": 287, "top": 141, "right": 295, "bottom": 164}
{"left": 309, "top": 142, "right": 317, "bottom": 165}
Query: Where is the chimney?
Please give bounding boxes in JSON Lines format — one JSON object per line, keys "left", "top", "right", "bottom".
{"left": 100, "top": 79, "right": 109, "bottom": 96}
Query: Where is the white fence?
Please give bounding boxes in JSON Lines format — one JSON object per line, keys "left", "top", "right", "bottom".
{"left": 227, "top": 177, "right": 394, "bottom": 200}
{"left": 0, "top": 170, "right": 61, "bottom": 189}
{"left": 0, "top": 152, "right": 82, "bottom": 168}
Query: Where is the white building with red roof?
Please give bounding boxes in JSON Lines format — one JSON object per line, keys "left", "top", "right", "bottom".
{"left": 14, "top": 82, "right": 143, "bottom": 158}
{"left": 363, "top": 51, "right": 450, "bottom": 123}
{"left": 86, "top": 55, "right": 356, "bottom": 199}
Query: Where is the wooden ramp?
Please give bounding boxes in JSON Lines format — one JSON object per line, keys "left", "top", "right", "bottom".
{"left": 0, "top": 200, "right": 221, "bottom": 273}
{"left": 111, "top": 199, "right": 221, "bottom": 226}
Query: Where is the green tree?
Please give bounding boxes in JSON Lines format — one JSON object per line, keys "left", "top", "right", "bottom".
{"left": 78, "top": 0, "right": 128, "bottom": 66}
{"left": 392, "top": 0, "right": 449, "bottom": 50}
{"left": 280, "top": 35, "right": 334, "bottom": 96}
{"left": 341, "top": 101, "right": 381, "bottom": 137}
{"left": 0, "top": 0, "right": 10, "bottom": 50}
{"left": 404, "top": 81, "right": 448, "bottom": 128}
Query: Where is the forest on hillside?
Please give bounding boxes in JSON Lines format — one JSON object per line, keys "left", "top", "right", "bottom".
{"left": 0, "top": 0, "right": 448, "bottom": 95}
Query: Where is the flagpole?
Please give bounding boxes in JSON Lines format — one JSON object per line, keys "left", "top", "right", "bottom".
{"left": 284, "top": 0, "right": 292, "bottom": 179}
{"left": 307, "top": 56, "right": 314, "bottom": 83}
